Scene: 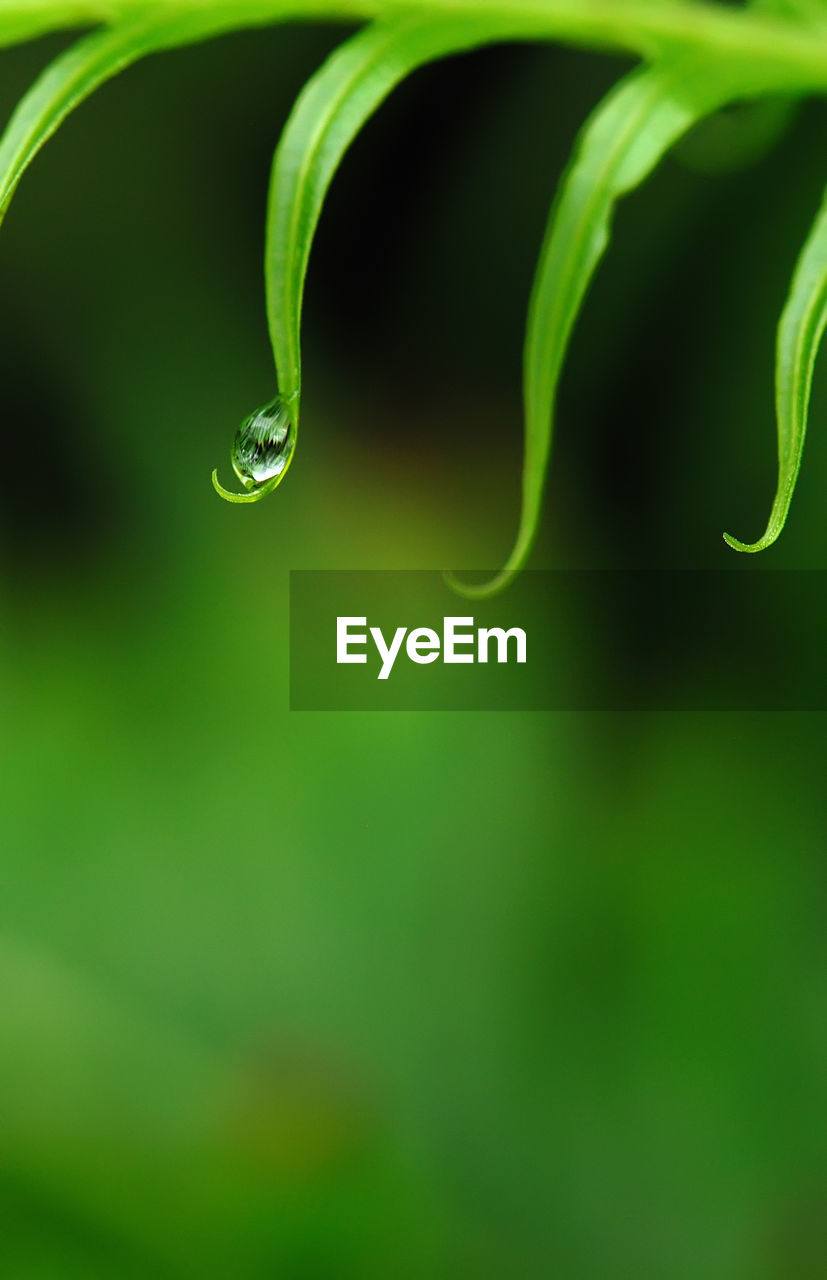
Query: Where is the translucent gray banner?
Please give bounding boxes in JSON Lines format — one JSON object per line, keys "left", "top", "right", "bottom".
{"left": 290, "top": 570, "right": 827, "bottom": 711}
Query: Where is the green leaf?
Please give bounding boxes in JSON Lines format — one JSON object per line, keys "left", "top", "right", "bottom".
{"left": 0, "top": 21, "right": 145, "bottom": 227}
{"left": 211, "top": 11, "right": 562, "bottom": 503}
{"left": 724, "top": 187, "right": 827, "bottom": 552}
{"left": 0, "top": 6, "right": 319, "bottom": 228}
{"left": 263, "top": 12, "right": 548, "bottom": 413}
{"left": 450, "top": 62, "right": 733, "bottom": 596}
{"left": 1, "top": 4, "right": 815, "bottom": 555}
{"left": 0, "top": 11, "right": 244, "bottom": 229}
{"left": 255, "top": 24, "right": 741, "bottom": 565}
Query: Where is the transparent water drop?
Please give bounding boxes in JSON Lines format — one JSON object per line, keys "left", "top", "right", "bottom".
{"left": 231, "top": 395, "right": 296, "bottom": 490}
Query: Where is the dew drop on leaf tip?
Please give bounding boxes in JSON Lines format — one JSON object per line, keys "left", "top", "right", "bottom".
{"left": 231, "top": 394, "right": 296, "bottom": 490}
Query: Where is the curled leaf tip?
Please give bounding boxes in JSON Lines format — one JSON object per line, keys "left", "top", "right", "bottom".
{"left": 211, "top": 469, "right": 283, "bottom": 504}
{"left": 731, "top": 189, "right": 827, "bottom": 559}
{"left": 724, "top": 531, "right": 754, "bottom": 553}
{"left": 723, "top": 524, "right": 781, "bottom": 553}
{"left": 724, "top": 531, "right": 764, "bottom": 553}
{"left": 213, "top": 394, "right": 297, "bottom": 504}
{"left": 468, "top": 62, "right": 727, "bottom": 593}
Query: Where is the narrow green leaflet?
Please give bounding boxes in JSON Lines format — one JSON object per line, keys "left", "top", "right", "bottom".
{"left": 4, "top": 6, "right": 818, "bottom": 559}
{"left": 265, "top": 14, "right": 531, "bottom": 408}
{"left": 0, "top": 20, "right": 150, "bottom": 226}
{"left": 213, "top": 11, "right": 555, "bottom": 502}
{"left": 237, "top": 22, "right": 732, "bottom": 565}
{"left": 725, "top": 188, "right": 827, "bottom": 552}
{"left": 0, "top": 10, "right": 247, "bottom": 229}
{"left": 451, "top": 62, "right": 733, "bottom": 596}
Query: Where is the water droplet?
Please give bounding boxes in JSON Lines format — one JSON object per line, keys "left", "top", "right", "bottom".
{"left": 231, "top": 395, "right": 295, "bottom": 490}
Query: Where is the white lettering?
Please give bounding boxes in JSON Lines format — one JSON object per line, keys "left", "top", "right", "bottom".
{"left": 406, "top": 627, "right": 440, "bottom": 664}
{"left": 337, "top": 616, "right": 367, "bottom": 663}
{"left": 370, "top": 626, "right": 407, "bottom": 680}
{"left": 336, "top": 616, "right": 528, "bottom": 677}
{"left": 478, "top": 626, "right": 527, "bottom": 664}
{"left": 444, "top": 616, "right": 475, "bottom": 664}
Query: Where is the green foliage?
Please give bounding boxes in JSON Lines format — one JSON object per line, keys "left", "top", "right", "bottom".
{"left": 0, "top": 17, "right": 165, "bottom": 225}
{"left": 265, "top": 14, "right": 528, "bottom": 420}
{"left": 452, "top": 60, "right": 734, "bottom": 595}
{"left": 3, "top": 0, "right": 827, "bottom": 579}
{"left": 212, "top": 12, "right": 538, "bottom": 503}
{"left": 725, "top": 187, "right": 827, "bottom": 552}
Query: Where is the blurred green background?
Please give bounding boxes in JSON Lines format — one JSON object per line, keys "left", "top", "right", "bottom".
{"left": 1, "top": 20, "right": 827, "bottom": 1278}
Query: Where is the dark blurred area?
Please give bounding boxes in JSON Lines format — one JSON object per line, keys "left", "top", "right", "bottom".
{"left": 1, "top": 21, "right": 826, "bottom": 1279}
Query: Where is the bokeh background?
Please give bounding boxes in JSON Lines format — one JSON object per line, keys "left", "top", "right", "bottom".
{"left": 1, "top": 19, "right": 827, "bottom": 1278}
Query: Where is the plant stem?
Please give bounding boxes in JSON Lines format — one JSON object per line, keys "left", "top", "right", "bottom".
{"left": 3, "top": 0, "right": 827, "bottom": 95}
{"left": 0, "top": 0, "right": 824, "bottom": 93}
